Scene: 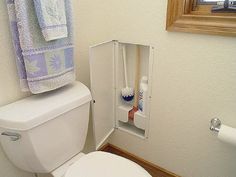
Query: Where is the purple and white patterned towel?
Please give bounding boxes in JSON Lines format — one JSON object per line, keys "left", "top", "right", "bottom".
{"left": 6, "top": 0, "right": 75, "bottom": 94}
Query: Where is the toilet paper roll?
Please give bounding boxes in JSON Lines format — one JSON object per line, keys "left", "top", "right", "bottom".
{"left": 218, "top": 125, "right": 236, "bottom": 147}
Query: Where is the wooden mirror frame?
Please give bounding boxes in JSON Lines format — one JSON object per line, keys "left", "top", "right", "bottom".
{"left": 166, "top": 0, "right": 236, "bottom": 36}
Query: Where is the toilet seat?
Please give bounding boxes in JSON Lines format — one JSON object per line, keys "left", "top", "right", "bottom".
{"left": 65, "top": 151, "right": 151, "bottom": 177}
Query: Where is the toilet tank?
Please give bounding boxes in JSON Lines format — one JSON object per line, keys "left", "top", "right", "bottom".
{"left": 0, "top": 82, "right": 92, "bottom": 173}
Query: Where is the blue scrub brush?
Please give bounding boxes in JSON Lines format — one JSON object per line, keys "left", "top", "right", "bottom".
{"left": 121, "top": 45, "right": 134, "bottom": 102}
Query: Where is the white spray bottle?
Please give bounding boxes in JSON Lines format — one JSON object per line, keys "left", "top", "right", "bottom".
{"left": 138, "top": 76, "right": 148, "bottom": 115}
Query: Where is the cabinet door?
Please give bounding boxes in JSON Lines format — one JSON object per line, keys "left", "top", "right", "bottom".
{"left": 89, "top": 41, "right": 116, "bottom": 149}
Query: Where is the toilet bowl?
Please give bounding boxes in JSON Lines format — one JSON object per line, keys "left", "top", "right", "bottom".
{"left": 51, "top": 151, "right": 151, "bottom": 177}
{"left": 0, "top": 82, "right": 151, "bottom": 177}
{"left": 64, "top": 152, "right": 151, "bottom": 177}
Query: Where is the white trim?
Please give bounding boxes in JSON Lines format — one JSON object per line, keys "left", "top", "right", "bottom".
{"left": 89, "top": 40, "right": 117, "bottom": 48}
{"left": 96, "top": 129, "right": 115, "bottom": 150}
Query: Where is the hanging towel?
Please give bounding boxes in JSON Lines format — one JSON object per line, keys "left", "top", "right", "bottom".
{"left": 33, "top": 0, "right": 68, "bottom": 41}
{"left": 6, "top": 0, "right": 75, "bottom": 94}
{"left": 6, "top": 0, "right": 28, "bottom": 91}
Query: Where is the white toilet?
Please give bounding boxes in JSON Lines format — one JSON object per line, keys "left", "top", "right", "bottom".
{"left": 0, "top": 82, "right": 151, "bottom": 177}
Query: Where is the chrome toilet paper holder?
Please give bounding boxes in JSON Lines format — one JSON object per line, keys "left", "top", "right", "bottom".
{"left": 210, "top": 118, "right": 222, "bottom": 133}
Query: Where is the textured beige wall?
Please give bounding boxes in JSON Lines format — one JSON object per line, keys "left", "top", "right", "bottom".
{"left": 1, "top": 1, "right": 236, "bottom": 177}
{"left": 76, "top": 1, "right": 236, "bottom": 177}
{"left": 69, "top": 0, "right": 236, "bottom": 176}
{"left": 106, "top": 1, "right": 236, "bottom": 177}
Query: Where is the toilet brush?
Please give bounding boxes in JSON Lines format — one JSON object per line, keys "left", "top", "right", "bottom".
{"left": 121, "top": 45, "right": 134, "bottom": 102}
{"left": 128, "top": 45, "right": 141, "bottom": 120}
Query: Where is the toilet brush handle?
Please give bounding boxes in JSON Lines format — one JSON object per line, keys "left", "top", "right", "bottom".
{"left": 122, "top": 45, "right": 128, "bottom": 87}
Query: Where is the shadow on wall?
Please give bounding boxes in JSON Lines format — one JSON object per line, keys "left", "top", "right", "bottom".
{"left": 83, "top": 109, "right": 96, "bottom": 153}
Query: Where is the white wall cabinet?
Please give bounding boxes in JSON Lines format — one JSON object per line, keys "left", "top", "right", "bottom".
{"left": 89, "top": 40, "right": 154, "bottom": 149}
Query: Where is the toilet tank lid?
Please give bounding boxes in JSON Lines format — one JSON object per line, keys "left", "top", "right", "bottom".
{"left": 0, "top": 82, "right": 92, "bottom": 131}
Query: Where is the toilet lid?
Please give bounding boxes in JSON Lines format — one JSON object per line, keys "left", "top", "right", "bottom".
{"left": 65, "top": 151, "right": 151, "bottom": 177}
